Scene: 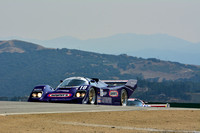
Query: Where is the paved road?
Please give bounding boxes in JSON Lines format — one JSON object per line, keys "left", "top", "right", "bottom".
{"left": 0, "top": 101, "right": 198, "bottom": 116}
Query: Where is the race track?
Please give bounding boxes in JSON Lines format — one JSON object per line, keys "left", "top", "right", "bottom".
{"left": 1, "top": 101, "right": 200, "bottom": 133}
{"left": 0, "top": 101, "right": 198, "bottom": 116}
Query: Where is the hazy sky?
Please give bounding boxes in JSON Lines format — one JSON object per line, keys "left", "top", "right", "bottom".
{"left": 0, "top": 0, "right": 200, "bottom": 42}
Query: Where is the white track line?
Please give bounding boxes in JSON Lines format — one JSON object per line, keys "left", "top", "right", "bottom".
{"left": 59, "top": 121, "right": 200, "bottom": 133}
{"left": 1, "top": 108, "right": 199, "bottom": 116}
{"left": 0, "top": 109, "right": 136, "bottom": 116}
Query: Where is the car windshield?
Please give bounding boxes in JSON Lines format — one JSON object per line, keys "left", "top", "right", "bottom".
{"left": 58, "top": 78, "right": 89, "bottom": 87}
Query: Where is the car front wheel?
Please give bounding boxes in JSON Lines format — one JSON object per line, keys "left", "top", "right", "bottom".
{"left": 88, "top": 88, "right": 96, "bottom": 104}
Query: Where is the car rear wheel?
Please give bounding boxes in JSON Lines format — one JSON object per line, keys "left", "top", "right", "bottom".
{"left": 88, "top": 88, "right": 96, "bottom": 104}
{"left": 121, "top": 89, "right": 128, "bottom": 106}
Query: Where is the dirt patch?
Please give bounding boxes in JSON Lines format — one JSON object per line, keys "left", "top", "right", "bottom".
{"left": 0, "top": 110, "right": 200, "bottom": 133}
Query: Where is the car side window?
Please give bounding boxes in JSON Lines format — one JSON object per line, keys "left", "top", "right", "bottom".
{"left": 90, "top": 82, "right": 97, "bottom": 86}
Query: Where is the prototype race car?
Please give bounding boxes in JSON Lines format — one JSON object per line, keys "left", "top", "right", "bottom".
{"left": 28, "top": 77, "right": 137, "bottom": 106}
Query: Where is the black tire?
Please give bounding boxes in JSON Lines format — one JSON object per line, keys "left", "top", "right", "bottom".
{"left": 121, "top": 89, "right": 128, "bottom": 106}
{"left": 88, "top": 88, "right": 96, "bottom": 104}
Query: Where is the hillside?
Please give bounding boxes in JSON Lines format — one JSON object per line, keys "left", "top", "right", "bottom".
{"left": 6, "top": 33, "right": 199, "bottom": 65}
{"left": 0, "top": 40, "right": 200, "bottom": 102}
{"left": 0, "top": 40, "right": 46, "bottom": 53}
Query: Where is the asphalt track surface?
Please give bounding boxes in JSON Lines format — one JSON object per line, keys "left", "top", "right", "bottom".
{"left": 1, "top": 101, "right": 200, "bottom": 133}
{"left": 0, "top": 101, "right": 199, "bottom": 116}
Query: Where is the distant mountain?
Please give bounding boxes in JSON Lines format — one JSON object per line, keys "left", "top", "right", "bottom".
{"left": 0, "top": 40, "right": 200, "bottom": 102}
{"left": 12, "top": 33, "right": 199, "bottom": 65}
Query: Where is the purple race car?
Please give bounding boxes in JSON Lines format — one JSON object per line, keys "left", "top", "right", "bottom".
{"left": 28, "top": 77, "right": 137, "bottom": 106}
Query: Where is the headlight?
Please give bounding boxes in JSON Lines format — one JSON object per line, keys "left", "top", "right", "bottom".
{"left": 75, "top": 92, "right": 86, "bottom": 98}
{"left": 76, "top": 92, "right": 81, "bottom": 97}
{"left": 32, "top": 92, "right": 42, "bottom": 98}
{"left": 81, "top": 93, "right": 86, "bottom": 97}
{"left": 32, "top": 93, "right": 37, "bottom": 97}
{"left": 37, "top": 93, "right": 42, "bottom": 98}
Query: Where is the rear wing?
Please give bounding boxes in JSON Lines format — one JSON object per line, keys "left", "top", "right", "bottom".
{"left": 102, "top": 79, "right": 137, "bottom": 88}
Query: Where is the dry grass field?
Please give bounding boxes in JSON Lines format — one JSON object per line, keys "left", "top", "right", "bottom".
{"left": 0, "top": 110, "right": 200, "bottom": 133}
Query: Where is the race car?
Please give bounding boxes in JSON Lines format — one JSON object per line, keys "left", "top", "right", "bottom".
{"left": 28, "top": 77, "right": 137, "bottom": 106}
{"left": 127, "top": 98, "right": 170, "bottom": 107}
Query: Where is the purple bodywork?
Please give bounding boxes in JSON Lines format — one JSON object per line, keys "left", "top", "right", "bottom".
{"left": 28, "top": 77, "right": 137, "bottom": 106}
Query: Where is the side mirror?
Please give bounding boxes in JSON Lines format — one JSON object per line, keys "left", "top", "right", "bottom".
{"left": 91, "top": 79, "right": 95, "bottom": 83}
{"left": 60, "top": 80, "right": 63, "bottom": 83}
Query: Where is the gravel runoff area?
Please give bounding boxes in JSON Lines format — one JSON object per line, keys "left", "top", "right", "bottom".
{"left": 0, "top": 110, "right": 200, "bottom": 133}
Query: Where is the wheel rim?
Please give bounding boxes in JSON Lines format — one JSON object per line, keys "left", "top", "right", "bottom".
{"left": 89, "top": 88, "right": 96, "bottom": 104}
{"left": 121, "top": 90, "right": 127, "bottom": 106}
